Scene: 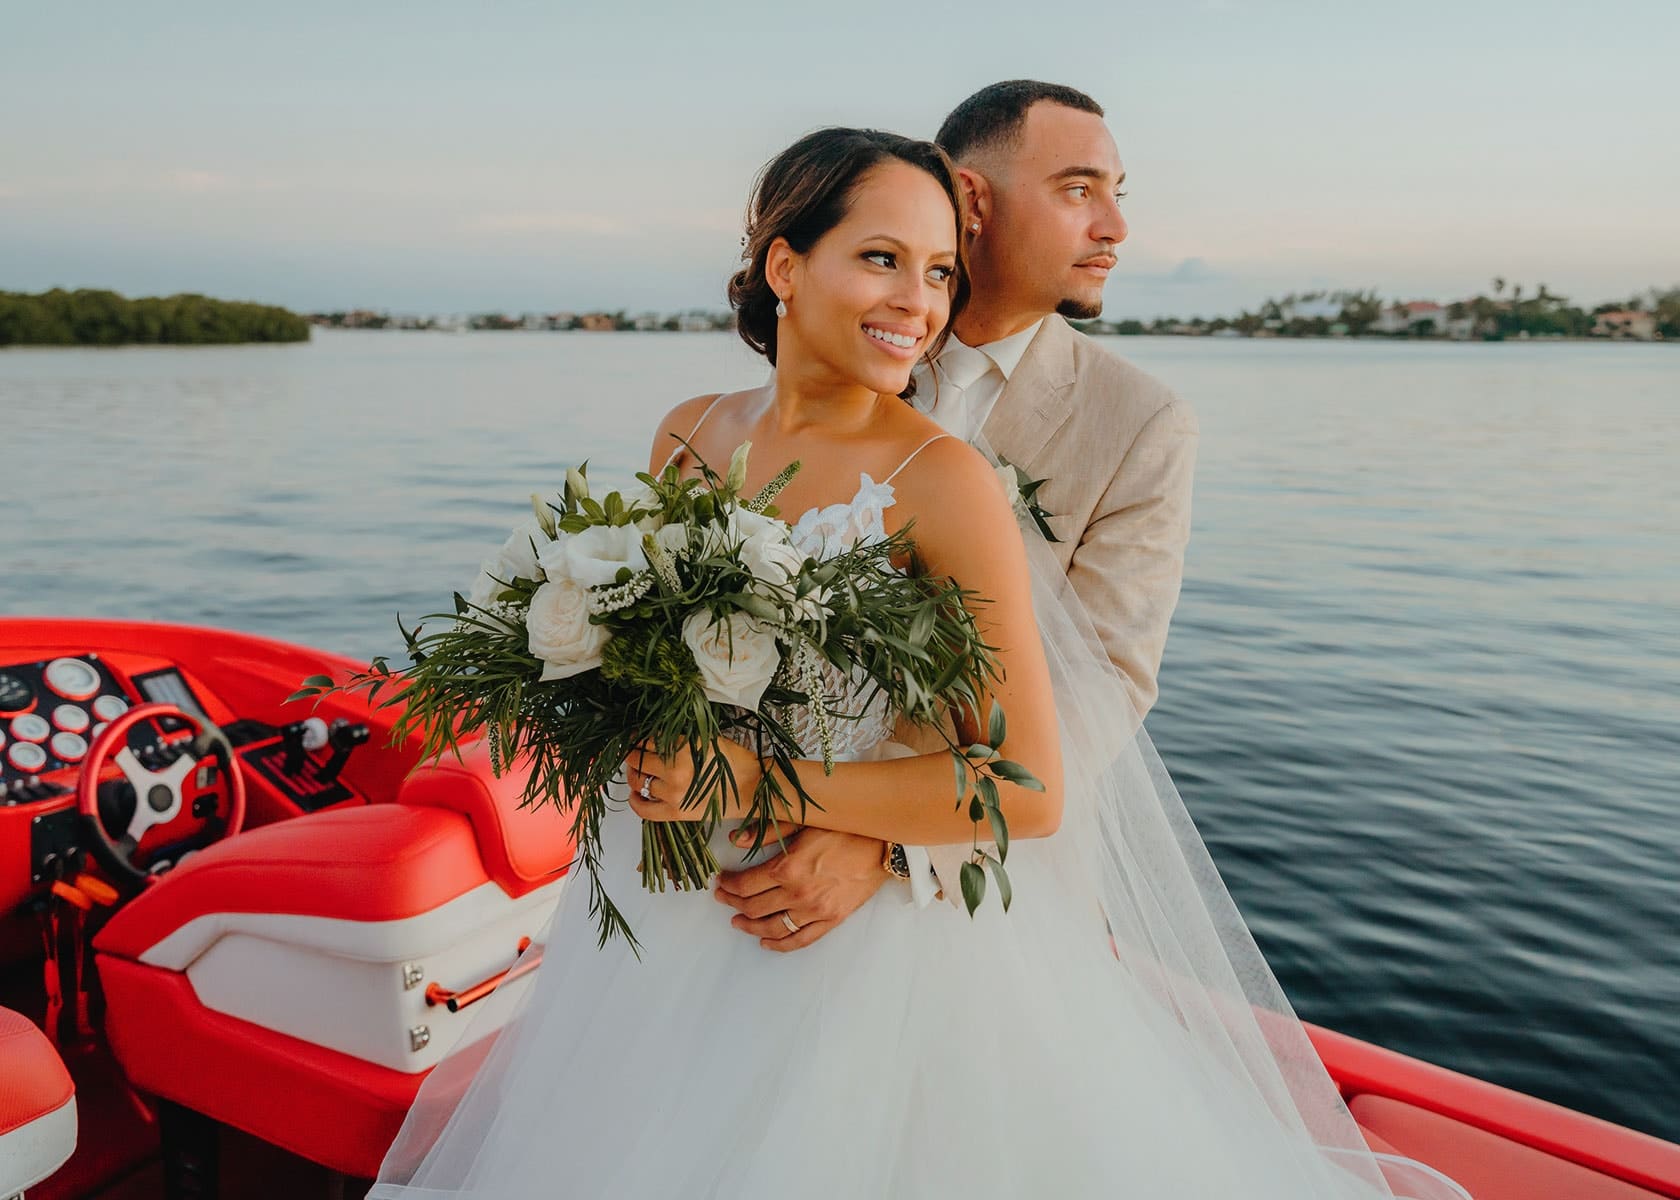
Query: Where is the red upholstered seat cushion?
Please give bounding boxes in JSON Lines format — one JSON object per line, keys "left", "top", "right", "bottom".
{"left": 93, "top": 804, "right": 492, "bottom": 962}
{"left": 1349, "top": 1095, "right": 1667, "bottom": 1200}
{"left": 0, "top": 1006, "right": 73, "bottom": 1138}
{"left": 395, "top": 741, "right": 575, "bottom": 898}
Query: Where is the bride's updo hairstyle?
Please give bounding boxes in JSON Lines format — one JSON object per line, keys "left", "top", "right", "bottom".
{"left": 729, "top": 127, "right": 970, "bottom": 387}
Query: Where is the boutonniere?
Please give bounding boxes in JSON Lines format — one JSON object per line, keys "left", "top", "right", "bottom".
{"left": 995, "top": 457, "right": 1061, "bottom": 543}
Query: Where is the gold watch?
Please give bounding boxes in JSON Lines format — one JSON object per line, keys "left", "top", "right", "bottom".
{"left": 882, "top": 841, "right": 911, "bottom": 879}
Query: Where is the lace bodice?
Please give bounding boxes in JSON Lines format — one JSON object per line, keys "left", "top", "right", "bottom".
{"left": 770, "top": 473, "right": 902, "bottom": 762}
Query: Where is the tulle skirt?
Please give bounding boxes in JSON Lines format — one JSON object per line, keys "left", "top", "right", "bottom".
{"left": 369, "top": 795, "right": 1444, "bottom": 1199}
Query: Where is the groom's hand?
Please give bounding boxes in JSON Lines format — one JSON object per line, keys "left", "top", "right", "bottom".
{"left": 714, "top": 823, "right": 890, "bottom": 953}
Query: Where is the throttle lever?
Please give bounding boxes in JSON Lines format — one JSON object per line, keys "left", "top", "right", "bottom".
{"left": 315, "top": 718, "right": 371, "bottom": 785}
{"left": 278, "top": 717, "right": 329, "bottom": 774}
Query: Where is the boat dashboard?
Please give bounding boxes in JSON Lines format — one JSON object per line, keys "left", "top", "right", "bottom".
{"left": 1, "top": 641, "right": 381, "bottom": 919}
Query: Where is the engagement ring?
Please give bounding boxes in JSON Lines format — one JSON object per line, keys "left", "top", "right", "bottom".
{"left": 638, "top": 777, "right": 653, "bottom": 799}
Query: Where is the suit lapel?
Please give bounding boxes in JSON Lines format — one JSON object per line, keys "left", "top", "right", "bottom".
{"left": 979, "top": 315, "right": 1078, "bottom": 467}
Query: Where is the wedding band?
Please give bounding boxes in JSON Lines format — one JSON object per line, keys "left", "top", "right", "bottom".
{"left": 638, "top": 777, "right": 653, "bottom": 799}
{"left": 780, "top": 912, "right": 799, "bottom": 934}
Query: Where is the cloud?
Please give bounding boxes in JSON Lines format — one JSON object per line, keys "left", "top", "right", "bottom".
{"left": 1123, "top": 257, "right": 1229, "bottom": 286}
{"left": 465, "top": 211, "right": 628, "bottom": 236}
{"left": 166, "top": 169, "right": 237, "bottom": 193}
{"left": 463, "top": 207, "right": 740, "bottom": 238}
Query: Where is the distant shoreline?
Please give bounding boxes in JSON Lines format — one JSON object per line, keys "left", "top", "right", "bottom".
{"left": 310, "top": 282, "right": 1676, "bottom": 344}
{"left": 298, "top": 325, "right": 1668, "bottom": 347}
{"left": 0, "top": 288, "right": 309, "bottom": 347}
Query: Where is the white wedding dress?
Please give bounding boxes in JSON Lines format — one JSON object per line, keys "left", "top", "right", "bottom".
{"left": 370, "top": 466, "right": 1470, "bottom": 1199}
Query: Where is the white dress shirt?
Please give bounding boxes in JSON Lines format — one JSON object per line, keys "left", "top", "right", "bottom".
{"left": 897, "top": 319, "right": 1043, "bottom": 906}
{"left": 910, "top": 319, "right": 1044, "bottom": 440}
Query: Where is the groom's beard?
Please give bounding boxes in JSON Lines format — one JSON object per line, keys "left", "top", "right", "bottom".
{"left": 1057, "top": 296, "right": 1104, "bottom": 321}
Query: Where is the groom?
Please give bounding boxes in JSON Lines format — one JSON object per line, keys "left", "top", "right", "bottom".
{"left": 715, "top": 80, "right": 1199, "bottom": 945}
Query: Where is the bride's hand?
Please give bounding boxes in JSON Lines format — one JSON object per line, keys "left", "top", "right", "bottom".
{"left": 625, "top": 737, "right": 764, "bottom": 823}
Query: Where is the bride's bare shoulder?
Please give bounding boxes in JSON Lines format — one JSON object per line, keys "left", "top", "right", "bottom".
{"left": 647, "top": 392, "right": 729, "bottom": 473}
{"left": 892, "top": 436, "right": 1014, "bottom": 527}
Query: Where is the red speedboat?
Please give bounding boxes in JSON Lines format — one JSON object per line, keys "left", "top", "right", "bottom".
{"left": 1, "top": 617, "right": 1676, "bottom": 1199}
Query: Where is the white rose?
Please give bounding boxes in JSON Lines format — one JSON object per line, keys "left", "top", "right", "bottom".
{"left": 496, "top": 517, "right": 552, "bottom": 584}
{"left": 527, "top": 578, "right": 610, "bottom": 681}
{"left": 539, "top": 523, "right": 648, "bottom": 588}
{"left": 726, "top": 505, "right": 779, "bottom": 541}
{"left": 706, "top": 505, "right": 802, "bottom": 585}
{"left": 681, "top": 610, "right": 781, "bottom": 711}
{"left": 467, "top": 560, "right": 504, "bottom": 608}
{"left": 740, "top": 528, "right": 804, "bottom": 587}
{"left": 651, "top": 521, "right": 690, "bottom": 560}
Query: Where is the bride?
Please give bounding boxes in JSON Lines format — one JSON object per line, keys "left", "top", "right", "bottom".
{"left": 370, "top": 128, "right": 1471, "bottom": 1199}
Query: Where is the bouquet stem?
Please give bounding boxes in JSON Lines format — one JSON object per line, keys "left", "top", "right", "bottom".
{"left": 639, "top": 822, "right": 718, "bottom": 893}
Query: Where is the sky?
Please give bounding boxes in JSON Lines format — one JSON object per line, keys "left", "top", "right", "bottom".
{"left": 2, "top": 0, "right": 1676, "bottom": 320}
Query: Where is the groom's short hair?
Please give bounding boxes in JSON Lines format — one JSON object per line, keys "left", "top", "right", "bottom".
{"left": 936, "top": 81, "right": 1104, "bottom": 164}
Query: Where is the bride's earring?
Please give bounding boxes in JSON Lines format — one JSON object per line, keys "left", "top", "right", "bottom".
{"left": 970, "top": 222, "right": 980, "bottom": 235}
{"left": 775, "top": 298, "right": 787, "bottom": 318}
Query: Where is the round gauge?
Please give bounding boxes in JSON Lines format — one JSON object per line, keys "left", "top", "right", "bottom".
{"left": 93, "top": 695, "right": 129, "bottom": 722}
{"left": 44, "top": 658, "right": 102, "bottom": 701}
{"left": 90, "top": 722, "right": 108, "bottom": 740}
{"left": 52, "top": 704, "right": 91, "bottom": 733}
{"left": 7, "top": 741, "right": 47, "bottom": 773}
{"left": 50, "top": 731, "right": 88, "bottom": 763}
{"left": 0, "top": 672, "right": 31, "bottom": 715}
{"left": 10, "top": 713, "right": 51, "bottom": 744}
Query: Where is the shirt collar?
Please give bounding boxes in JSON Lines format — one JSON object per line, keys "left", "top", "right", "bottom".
{"left": 950, "top": 318, "right": 1044, "bottom": 382}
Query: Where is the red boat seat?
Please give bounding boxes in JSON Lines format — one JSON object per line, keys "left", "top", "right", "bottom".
{"left": 0, "top": 1006, "right": 77, "bottom": 1196}
{"left": 1350, "top": 1095, "right": 1668, "bottom": 1200}
{"left": 91, "top": 749, "right": 574, "bottom": 1179}
{"left": 394, "top": 740, "right": 575, "bottom": 898}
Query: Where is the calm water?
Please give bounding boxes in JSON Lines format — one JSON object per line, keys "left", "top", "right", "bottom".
{"left": 3, "top": 331, "right": 1677, "bottom": 1140}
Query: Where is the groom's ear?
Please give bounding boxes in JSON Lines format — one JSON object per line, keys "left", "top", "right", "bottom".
{"left": 957, "top": 167, "right": 990, "bottom": 225}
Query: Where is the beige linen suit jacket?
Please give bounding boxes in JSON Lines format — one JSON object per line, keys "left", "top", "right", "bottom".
{"left": 912, "top": 314, "right": 1200, "bottom": 902}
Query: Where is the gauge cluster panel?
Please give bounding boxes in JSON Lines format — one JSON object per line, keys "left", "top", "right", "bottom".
{"left": 1, "top": 654, "right": 135, "bottom": 794}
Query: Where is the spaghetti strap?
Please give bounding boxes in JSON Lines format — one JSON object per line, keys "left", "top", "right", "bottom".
{"left": 662, "top": 392, "right": 731, "bottom": 468}
{"left": 882, "top": 434, "right": 954, "bottom": 485}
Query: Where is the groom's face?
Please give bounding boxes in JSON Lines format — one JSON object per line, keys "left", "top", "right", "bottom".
{"left": 979, "top": 103, "right": 1128, "bottom": 320}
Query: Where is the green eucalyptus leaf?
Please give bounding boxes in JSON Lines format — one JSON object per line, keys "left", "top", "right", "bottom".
{"left": 987, "top": 701, "right": 1006, "bottom": 748}
{"left": 959, "top": 860, "right": 986, "bottom": 916}
{"left": 990, "top": 759, "right": 1045, "bottom": 790}
{"left": 986, "top": 803, "right": 1009, "bottom": 859}
{"left": 991, "top": 859, "right": 1013, "bottom": 912}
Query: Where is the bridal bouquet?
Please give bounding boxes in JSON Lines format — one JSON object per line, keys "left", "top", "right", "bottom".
{"left": 291, "top": 443, "right": 1039, "bottom": 948}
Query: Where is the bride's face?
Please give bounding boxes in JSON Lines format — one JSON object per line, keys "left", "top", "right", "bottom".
{"left": 777, "top": 161, "right": 958, "bottom": 395}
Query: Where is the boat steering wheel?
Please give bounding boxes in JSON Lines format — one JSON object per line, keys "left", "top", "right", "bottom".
{"left": 75, "top": 702, "right": 247, "bottom": 894}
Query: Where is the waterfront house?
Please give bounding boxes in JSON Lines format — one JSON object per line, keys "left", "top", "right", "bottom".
{"left": 1592, "top": 310, "right": 1658, "bottom": 340}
